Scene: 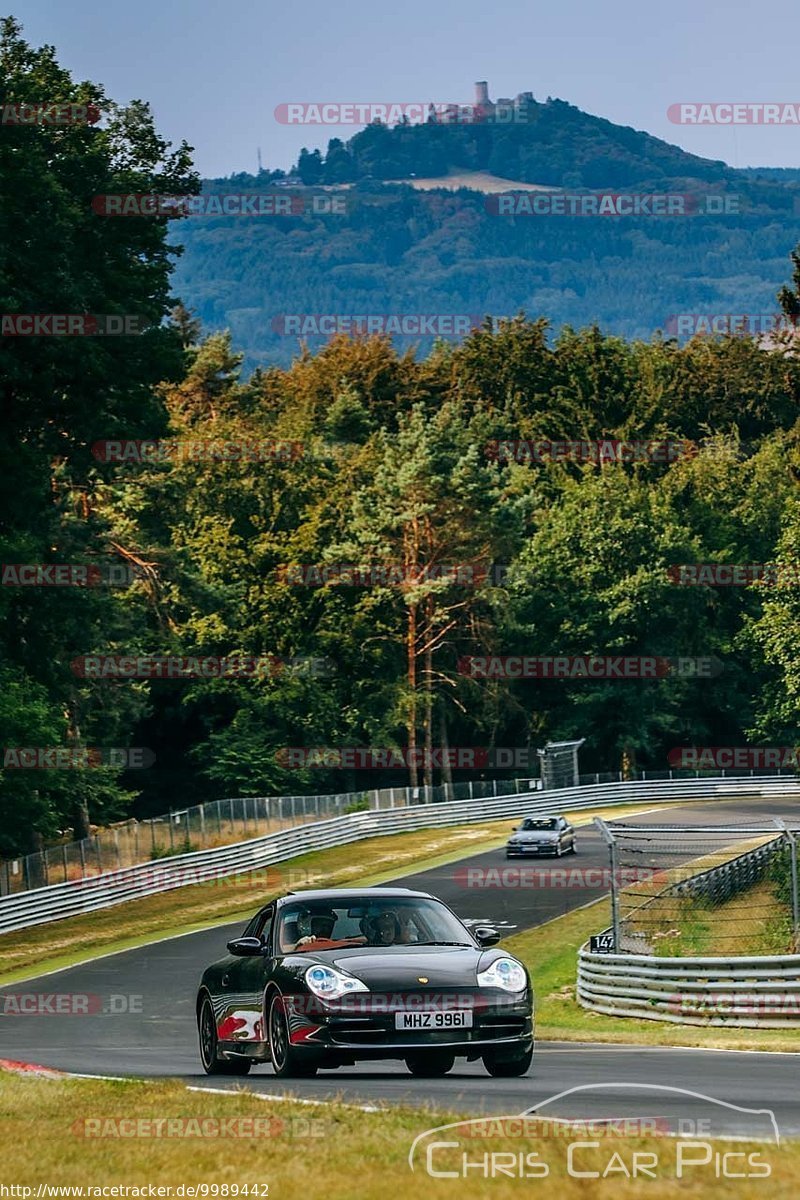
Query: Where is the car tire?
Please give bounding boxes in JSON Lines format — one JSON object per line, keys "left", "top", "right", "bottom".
{"left": 483, "top": 1046, "right": 533, "bottom": 1077}
{"left": 569, "top": 841, "right": 577, "bottom": 854}
{"left": 198, "top": 996, "right": 252, "bottom": 1076}
{"left": 267, "top": 993, "right": 318, "bottom": 1078}
{"left": 405, "top": 1051, "right": 456, "bottom": 1077}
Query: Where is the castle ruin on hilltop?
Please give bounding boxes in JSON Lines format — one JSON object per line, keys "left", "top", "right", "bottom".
{"left": 432, "top": 81, "right": 536, "bottom": 124}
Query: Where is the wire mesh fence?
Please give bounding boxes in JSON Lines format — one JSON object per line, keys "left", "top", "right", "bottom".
{"left": 0, "top": 775, "right": 538, "bottom": 896}
{"left": 595, "top": 817, "right": 800, "bottom": 956}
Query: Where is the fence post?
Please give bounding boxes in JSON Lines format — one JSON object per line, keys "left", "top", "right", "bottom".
{"left": 62, "top": 844, "right": 68, "bottom": 883}
{"left": 79, "top": 839, "right": 86, "bottom": 879}
{"left": 790, "top": 836, "right": 800, "bottom": 949}
{"left": 169, "top": 812, "right": 174, "bottom": 852}
{"left": 200, "top": 804, "right": 206, "bottom": 846}
{"left": 594, "top": 818, "right": 619, "bottom": 949}
{"left": 776, "top": 824, "right": 800, "bottom": 949}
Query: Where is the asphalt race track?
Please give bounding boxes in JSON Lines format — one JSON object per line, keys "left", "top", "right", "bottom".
{"left": 1, "top": 795, "right": 798, "bottom": 1137}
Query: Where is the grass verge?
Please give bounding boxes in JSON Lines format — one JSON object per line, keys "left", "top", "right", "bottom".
{"left": 504, "top": 897, "right": 800, "bottom": 1052}
{"left": 0, "top": 1069, "right": 794, "bottom": 1197}
{"left": 0, "top": 801, "right": 661, "bottom": 986}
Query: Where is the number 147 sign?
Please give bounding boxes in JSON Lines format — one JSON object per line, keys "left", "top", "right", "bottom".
{"left": 590, "top": 932, "right": 615, "bottom": 953}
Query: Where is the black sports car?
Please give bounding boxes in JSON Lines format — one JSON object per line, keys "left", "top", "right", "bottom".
{"left": 196, "top": 887, "right": 534, "bottom": 1078}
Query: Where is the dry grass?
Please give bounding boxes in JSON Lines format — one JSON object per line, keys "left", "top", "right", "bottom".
{"left": 0, "top": 801, "right": 665, "bottom": 986}
{"left": 0, "top": 1069, "right": 795, "bottom": 1198}
{"left": 617, "top": 836, "right": 790, "bottom": 956}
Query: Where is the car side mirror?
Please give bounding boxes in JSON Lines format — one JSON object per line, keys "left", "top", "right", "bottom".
{"left": 512, "top": 826, "right": 518, "bottom": 831}
{"left": 227, "top": 936, "right": 263, "bottom": 957}
{"left": 473, "top": 925, "right": 502, "bottom": 947}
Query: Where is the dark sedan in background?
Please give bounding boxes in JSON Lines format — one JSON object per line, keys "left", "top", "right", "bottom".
{"left": 196, "top": 887, "right": 534, "bottom": 1079}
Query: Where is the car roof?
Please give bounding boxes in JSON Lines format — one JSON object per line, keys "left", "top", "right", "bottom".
{"left": 275, "top": 887, "right": 434, "bottom": 906}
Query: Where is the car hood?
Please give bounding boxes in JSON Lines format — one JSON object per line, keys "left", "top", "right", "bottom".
{"left": 294, "top": 944, "right": 490, "bottom": 988}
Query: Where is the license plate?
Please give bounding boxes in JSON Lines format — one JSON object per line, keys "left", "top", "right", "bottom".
{"left": 394, "top": 1010, "right": 473, "bottom": 1030}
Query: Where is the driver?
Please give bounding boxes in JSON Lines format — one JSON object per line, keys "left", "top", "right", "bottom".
{"left": 291, "top": 907, "right": 366, "bottom": 952}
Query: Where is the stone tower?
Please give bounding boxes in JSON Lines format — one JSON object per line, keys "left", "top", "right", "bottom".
{"left": 474, "top": 81, "right": 490, "bottom": 108}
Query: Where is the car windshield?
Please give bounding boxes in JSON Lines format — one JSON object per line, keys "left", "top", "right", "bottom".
{"left": 276, "top": 896, "right": 472, "bottom": 953}
{"left": 521, "top": 818, "right": 558, "bottom": 831}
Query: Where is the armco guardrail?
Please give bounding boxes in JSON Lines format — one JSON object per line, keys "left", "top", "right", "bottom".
{"left": 668, "top": 839, "right": 782, "bottom": 905}
{"left": 0, "top": 775, "right": 797, "bottom": 935}
{"left": 619, "top": 837, "right": 786, "bottom": 945}
{"left": 579, "top": 830, "right": 800, "bottom": 1027}
{"left": 578, "top": 947, "right": 800, "bottom": 1028}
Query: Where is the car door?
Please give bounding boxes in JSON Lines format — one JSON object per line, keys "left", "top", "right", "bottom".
{"left": 216, "top": 906, "right": 274, "bottom": 1045}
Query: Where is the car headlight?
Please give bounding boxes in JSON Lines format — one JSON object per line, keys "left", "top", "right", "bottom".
{"left": 477, "top": 957, "right": 527, "bottom": 993}
{"left": 304, "top": 964, "right": 369, "bottom": 1000}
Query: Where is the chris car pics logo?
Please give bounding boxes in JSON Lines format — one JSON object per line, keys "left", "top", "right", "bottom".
{"left": 409, "top": 1084, "right": 779, "bottom": 1179}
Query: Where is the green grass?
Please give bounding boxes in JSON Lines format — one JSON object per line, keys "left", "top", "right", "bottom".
{"left": 0, "top": 1069, "right": 795, "bottom": 1198}
{"left": 504, "top": 898, "right": 800, "bottom": 1052}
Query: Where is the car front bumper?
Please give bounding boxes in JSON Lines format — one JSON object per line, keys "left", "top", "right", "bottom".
{"left": 506, "top": 842, "right": 561, "bottom": 856}
{"left": 282, "top": 988, "right": 534, "bottom": 1058}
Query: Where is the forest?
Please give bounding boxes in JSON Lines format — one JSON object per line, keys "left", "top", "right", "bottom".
{"left": 2, "top": 18, "right": 800, "bottom": 855}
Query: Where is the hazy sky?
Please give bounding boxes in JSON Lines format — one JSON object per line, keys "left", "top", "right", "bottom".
{"left": 14, "top": 0, "right": 800, "bottom": 177}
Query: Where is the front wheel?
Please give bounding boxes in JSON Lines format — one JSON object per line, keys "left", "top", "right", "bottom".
{"left": 267, "top": 994, "right": 318, "bottom": 1078}
{"left": 483, "top": 1046, "right": 533, "bottom": 1077}
{"left": 405, "top": 1051, "right": 456, "bottom": 1077}
{"left": 198, "top": 996, "right": 252, "bottom": 1076}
